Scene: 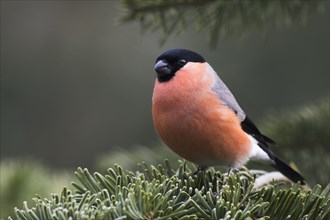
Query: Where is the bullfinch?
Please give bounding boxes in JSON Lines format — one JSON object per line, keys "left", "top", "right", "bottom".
{"left": 152, "top": 48, "right": 305, "bottom": 185}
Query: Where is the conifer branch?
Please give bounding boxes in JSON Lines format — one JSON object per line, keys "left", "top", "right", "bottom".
{"left": 119, "top": 0, "right": 326, "bottom": 46}
{"left": 10, "top": 161, "right": 330, "bottom": 219}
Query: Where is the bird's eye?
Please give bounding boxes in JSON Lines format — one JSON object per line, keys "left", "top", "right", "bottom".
{"left": 178, "top": 59, "right": 187, "bottom": 66}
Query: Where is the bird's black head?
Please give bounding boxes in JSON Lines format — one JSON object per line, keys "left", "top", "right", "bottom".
{"left": 154, "top": 49, "right": 205, "bottom": 82}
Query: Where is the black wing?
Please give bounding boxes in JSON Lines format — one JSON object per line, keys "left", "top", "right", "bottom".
{"left": 241, "top": 116, "right": 276, "bottom": 146}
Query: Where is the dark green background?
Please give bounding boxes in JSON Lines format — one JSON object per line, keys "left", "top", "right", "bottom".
{"left": 1, "top": 1, "right": 329, "bottom": 169}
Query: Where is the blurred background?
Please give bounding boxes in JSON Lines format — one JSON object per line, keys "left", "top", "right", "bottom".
{"left": 1, "top": 0, "right": 329, "bottom": 218}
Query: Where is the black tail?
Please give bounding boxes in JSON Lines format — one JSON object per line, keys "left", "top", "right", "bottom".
{"left": 271, "top": 156, "right": 306, "bottom": 185}
{"left": 257, "top": 142, "right": 306, "bottom": 185}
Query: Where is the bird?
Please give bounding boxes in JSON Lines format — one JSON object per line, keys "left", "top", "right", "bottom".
{"left": 152, "top": 48, "right": 305, "bottom": 185}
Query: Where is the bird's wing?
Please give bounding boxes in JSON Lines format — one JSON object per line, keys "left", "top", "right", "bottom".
{"left": 212, "top": 77, "right": 246, "bottom": 121}
{"left": 212, "top": 76, "right": 276, "bottom": 146}
{"left": 241, "top": 116, "right": 276, "bottom": 145}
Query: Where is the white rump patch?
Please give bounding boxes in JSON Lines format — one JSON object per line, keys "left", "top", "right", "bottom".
{"left": 248, "top": 135, "right": 274, "bottom": 165}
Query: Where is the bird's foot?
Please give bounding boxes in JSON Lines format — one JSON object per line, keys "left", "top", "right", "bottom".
{"left": 221, "top": 167, "right": 235, "bottom": 186}
{"left": 193, "top": 165, "right": 207, "bottom": 176}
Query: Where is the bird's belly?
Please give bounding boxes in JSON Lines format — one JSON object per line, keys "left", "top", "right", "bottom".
{"left": 153, "top": 101, "right": 251, "bottom": 167}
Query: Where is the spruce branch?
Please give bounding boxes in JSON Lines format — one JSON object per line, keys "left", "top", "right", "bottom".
{"left": 119, "top": 0, "right": 326, "bottom": 46}
{"left": 10, "top": 161, "right": 330, "bottom": 220}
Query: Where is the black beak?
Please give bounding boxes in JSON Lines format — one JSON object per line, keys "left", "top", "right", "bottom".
{"left": 154, "top": 60, "right": 172, "bottom": 77}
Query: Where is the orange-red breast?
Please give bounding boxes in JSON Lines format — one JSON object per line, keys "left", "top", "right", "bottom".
{"left": 152, "top": 49, "right": 305, "bottom": 185}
